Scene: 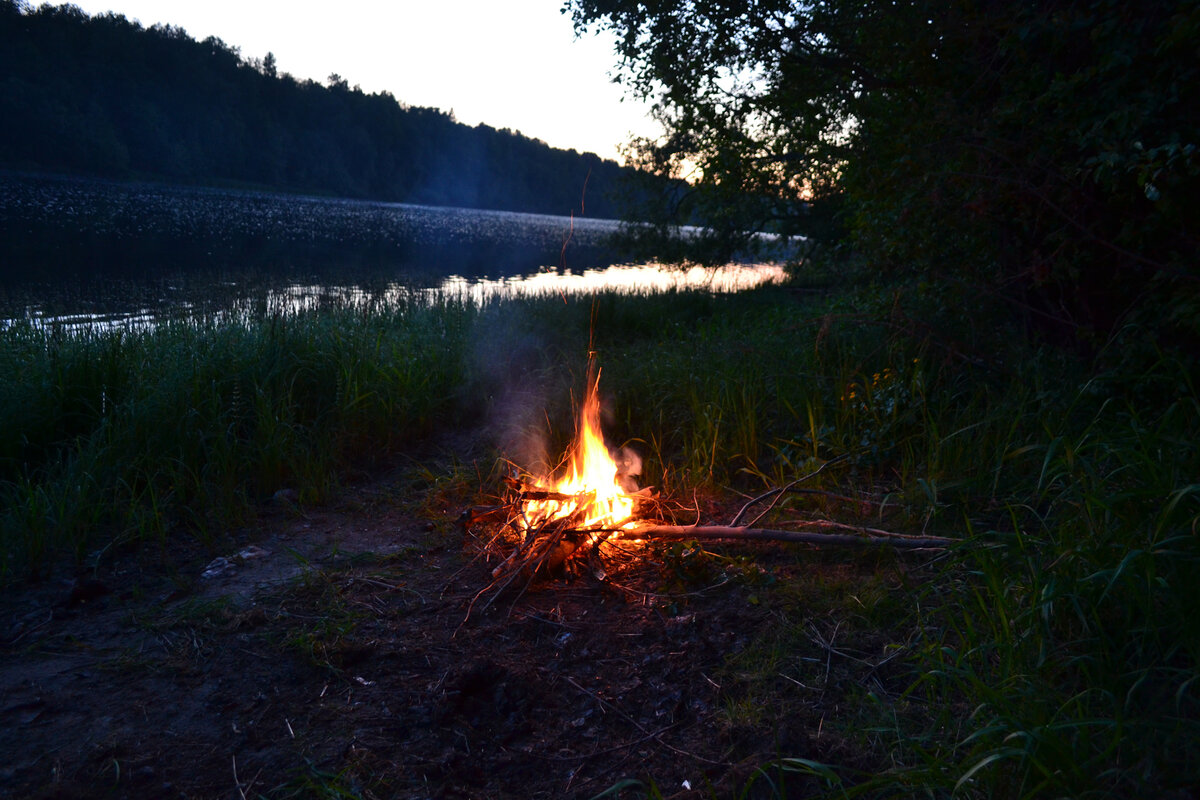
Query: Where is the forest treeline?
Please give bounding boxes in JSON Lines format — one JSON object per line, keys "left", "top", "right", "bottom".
{"left": 0, "top": 0, "right": 644, "bottom": 218}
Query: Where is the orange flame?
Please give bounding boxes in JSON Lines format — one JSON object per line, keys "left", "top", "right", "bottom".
{"left": 523, "top": 369, "right": 634, "bottom": 530}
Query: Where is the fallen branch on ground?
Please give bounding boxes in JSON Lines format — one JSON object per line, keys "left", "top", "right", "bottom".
{"left": 622, "top": 524, "right": 953, "bottom": 550}
{"left": 459, "top": 461, "right": 955, "bottom": 622}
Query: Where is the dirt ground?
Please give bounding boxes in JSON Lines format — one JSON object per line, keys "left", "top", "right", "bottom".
{"left": 0, "top": 464, "right": 930, "bottom": 799}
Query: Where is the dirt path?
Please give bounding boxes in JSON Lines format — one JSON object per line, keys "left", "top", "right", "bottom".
{"left": 0, "top": 472, "right": 925, "bottom": 799}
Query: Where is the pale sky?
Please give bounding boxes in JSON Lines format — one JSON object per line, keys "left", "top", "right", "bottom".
{"left": 66, "top": 0, "right": 659, "bottom": 163}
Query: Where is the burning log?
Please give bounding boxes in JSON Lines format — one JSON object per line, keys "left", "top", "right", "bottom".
{"left": 520, "top": 489, "right": 593, "bottom": 503}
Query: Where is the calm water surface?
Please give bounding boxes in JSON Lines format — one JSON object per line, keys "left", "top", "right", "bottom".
{"left": 0, "top": 173, "right": 784, "bottom": 330}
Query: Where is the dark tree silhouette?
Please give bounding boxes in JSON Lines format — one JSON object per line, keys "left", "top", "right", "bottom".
{"left": 569, "top": 0, "right": 1200, "bottom": 345}
{"left": 0, "top": 0, "right": 655, "bottom": 219}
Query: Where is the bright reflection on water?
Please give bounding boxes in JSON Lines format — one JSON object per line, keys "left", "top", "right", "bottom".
{"left": 0, "top": 174, "right": 793, "bottom": 333}
{"left": 2, "top": 262, "right": 787, "bottom": 334}
{"left": 437, "top": 262, "right": 786, "bottom": 305}
{"left": 275, "top": 262, "right": 787, "bottom": 316}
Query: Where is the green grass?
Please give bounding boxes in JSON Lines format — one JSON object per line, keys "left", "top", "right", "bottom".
{"left": 0, "top": 296, "right": 478, "bottom": 576}
{"left": 907, "top": 377, "right": 1200, "bottom": 798}
{"left": 2, "top": 275, "right": 1198, "bottom": 796}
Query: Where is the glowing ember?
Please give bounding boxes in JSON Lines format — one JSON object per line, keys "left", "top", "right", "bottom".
{"left": 522, "top": 369, "right": 636, "bottom": 531}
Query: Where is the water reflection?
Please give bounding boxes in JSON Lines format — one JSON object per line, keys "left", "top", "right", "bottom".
{"left": 0, "top": 172, "right": 628, "bottom": 283}
{"left": 263, "top": 261, "right": 786, "bottom": 314}
{"left": 1, "top": 173, "right": 788, "bottom": 333}
{"left": 436, "top": 262, "right": 785, "bottom": 305}
{"left": 2, "top": 262, "right": 785, "bottom": 333}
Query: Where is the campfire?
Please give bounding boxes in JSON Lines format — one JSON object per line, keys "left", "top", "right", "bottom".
{"left": 516, "top": 366, "right": 641, "bottom": 536}
{"left": 461, "top": 362, "right": 656, "bottom": 614}
{"left": 460, "top": 358, "right": 954, "bottom": 619}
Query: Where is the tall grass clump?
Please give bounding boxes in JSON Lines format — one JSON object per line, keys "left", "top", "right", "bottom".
{"left": 0, "top": 296, "right": 478, "bottom": 580}
{"left": 479, "top": 283, "right": 1057, "bottom": 516}
{"left": 895, "top": 352, "right": 1200, "bottom": 798}
{"left": 577, "top": 284, "right": 1053, "bottom": 520}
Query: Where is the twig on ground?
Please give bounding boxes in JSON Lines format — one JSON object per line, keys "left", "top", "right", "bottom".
{"left": 560, "top": 675, "right": 729, "bottom": 766}
{"left": 514, "top": 723, "right": 681, "bottom": 763}
{"left": 732, "top": 455, "right": 848, "bottom": 527}
{"left": 625, "top": 524, "right": 953, "bottom": 550}
{"left": 232, "top": 755, "right": 246, "bottom": 800}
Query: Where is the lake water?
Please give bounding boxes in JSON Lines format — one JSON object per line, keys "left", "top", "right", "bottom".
{"left": 0, "top": 173, "right": 785, "bottom": 330}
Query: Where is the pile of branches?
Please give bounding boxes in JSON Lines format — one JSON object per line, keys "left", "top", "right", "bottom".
{"left": 459, "top": 459, "right": 954, "bottom": 619}
{"left": 460, "top": 475, "right": 652, "bottom": 617}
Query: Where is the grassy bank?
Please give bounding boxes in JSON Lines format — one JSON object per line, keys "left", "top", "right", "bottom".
{"left": 0, "top": 296, "right": 477, "bottom": 576}
{"left": 2, "top": 281, "right": 1198, "bottom": 796}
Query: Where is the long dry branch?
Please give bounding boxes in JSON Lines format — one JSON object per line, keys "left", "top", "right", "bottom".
{"left": 623, "top": 524, "right": 954, "bottom": 550}
{"left": 460, "top": 467, "right": 953, "bottom": 625}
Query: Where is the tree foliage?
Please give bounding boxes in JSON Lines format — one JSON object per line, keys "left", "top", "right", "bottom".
{"left": 0, "top": 0, "right": 644, "bottom": 218}
{"left": 569, "top": 0, "right": 1200, "bottom": 345}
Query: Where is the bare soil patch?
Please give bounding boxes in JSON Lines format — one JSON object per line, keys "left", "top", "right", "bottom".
{"left": 0, "top": 467, "right": 932, "bottom": 799}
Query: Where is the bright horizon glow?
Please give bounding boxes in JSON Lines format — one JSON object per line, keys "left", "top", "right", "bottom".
{"left": 63, "top": 0, "right": 659, "bottom": 164}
